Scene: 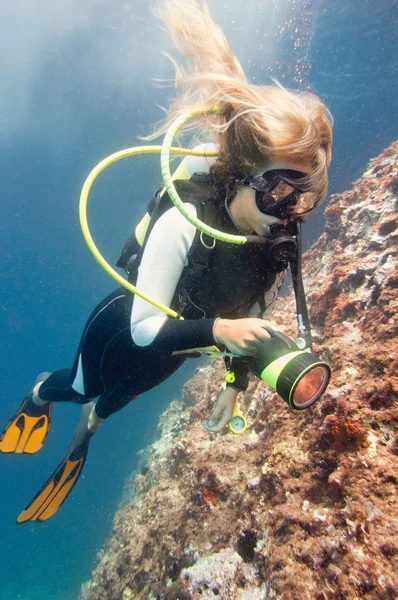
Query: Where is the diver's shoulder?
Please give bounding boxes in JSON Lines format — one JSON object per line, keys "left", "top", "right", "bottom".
{"left": 184, "top": 142, "right": 218, "bottom": 176}
{"left": 153, "top": 203, "right": 198, "bottom": 231}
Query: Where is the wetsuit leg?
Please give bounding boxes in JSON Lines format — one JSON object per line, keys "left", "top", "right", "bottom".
{"left": 68, "top": 288, "right": 134, "bottom": 398}
{"left": 37, "top": 287, "right": 188, "bottom": 418}
{"left": 38, "top": 288, "right": 134, "bottom": 403}
{"left": 95, "top": 354, "right": 186, "bottom": 419}
{"left": 38, "top": 369, "right": 91, "bottom": 404}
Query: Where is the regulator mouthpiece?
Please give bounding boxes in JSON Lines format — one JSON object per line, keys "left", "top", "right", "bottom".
{"left": 250, "top": 329, "right": 331, "bottom": 409}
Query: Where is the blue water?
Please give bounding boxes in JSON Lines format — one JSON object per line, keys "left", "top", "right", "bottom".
{"left": 0, "top": 1, "right": 397, "bottom": 599}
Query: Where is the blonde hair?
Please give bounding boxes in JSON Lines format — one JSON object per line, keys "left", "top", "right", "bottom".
{"left": 151, "top": 0, "right": 333, "bottom": 213}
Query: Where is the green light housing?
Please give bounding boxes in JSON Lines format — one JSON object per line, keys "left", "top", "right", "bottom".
{"left": 250, "top": 329, "right": 331, "bottom": 410}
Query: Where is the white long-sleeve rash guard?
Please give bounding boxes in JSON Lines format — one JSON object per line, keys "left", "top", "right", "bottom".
{"left": 131, "top": 144, "right": 219, "bottom": 353}
{"left": 130, "top": 203, "right": 209, "bottom": 349}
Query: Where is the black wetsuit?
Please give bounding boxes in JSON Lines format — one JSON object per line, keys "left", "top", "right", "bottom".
{"left": 39, "top": 289, "right": 188, "bottom": 419}
{"left": 38, "top": 193, "right": 284, "bottom": 419}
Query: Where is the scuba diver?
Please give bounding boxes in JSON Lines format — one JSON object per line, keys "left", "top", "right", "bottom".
{"left": 0, "top": 0, "right": 333, "bottom": 522}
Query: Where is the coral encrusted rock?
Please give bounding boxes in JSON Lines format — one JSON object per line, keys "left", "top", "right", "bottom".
{"left": 80, "top": 141, "right": 398, "bottom": 600}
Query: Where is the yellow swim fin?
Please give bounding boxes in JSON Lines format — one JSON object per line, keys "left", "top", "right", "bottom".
{"left": 17, "top": 402, "right": 94, "bottom": 523}
{"left": 0, "top": 373, "right": 52, "bottom": 454}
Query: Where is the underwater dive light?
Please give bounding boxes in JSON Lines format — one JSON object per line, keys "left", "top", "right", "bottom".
{"left": 250, "top": 328, "right": 331, "bottom": 410}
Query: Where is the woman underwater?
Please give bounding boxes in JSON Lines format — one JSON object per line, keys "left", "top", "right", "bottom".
{"left": 0, "top": 0, "right": 333, "bottom": 522}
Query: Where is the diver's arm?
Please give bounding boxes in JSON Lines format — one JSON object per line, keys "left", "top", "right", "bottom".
{"left": 213, "top": 272, "right": 286, "bottom": 354}
{"left": 202, "top": 358, "right": 250, "bottom": 432}
{"left": 131, "top": 204, "right": 216, "bottom": 352}
{"left": 212, "top": 271, "right": 285, "bottom": 352}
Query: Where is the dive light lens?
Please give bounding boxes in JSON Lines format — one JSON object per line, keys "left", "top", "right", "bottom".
{"left": 276, "top": 353, "right": 331, "bottom": 410}
{"left": 291, "top": 365, "right": 330, "bottom": 409}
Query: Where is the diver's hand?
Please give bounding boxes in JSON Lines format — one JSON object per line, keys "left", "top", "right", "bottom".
{"left": 202, "top": 387, "right": 238, "bottom": 433}
{"left": 213, "top": 318, "right": 272, "bottom": 356}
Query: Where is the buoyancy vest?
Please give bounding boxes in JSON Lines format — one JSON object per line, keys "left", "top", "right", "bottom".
{"left": 121, "top": 174, "right": 286, "bottom": 321}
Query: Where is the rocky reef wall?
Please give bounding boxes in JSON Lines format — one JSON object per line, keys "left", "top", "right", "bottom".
{"left": 81, "top": 141, "right": 398, "bottom": 600}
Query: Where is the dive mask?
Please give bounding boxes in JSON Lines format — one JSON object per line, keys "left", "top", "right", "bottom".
{"left": 248, "top": 169, "right": 306, "bottom": 219}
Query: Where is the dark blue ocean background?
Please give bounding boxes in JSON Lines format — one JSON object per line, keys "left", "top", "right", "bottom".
{"left": 0, "top": 1, "right": 397, "bottom": 598}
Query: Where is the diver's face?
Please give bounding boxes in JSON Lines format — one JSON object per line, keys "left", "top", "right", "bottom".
{"left": 228, "top": 186, "right": 286, "bottom": 236}
{"left": 229, "top": 161, "right": 311, "bottom": 235}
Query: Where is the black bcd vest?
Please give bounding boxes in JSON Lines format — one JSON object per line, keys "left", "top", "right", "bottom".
{"left": 119, "top": 174, "right": 287, "bottom": 322}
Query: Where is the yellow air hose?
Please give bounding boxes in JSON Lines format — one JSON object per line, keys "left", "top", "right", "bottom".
{"left": 79, "top": 144, "right": 218, "bottom": 317}
{"left": 160, "top": 110, "right": 248, "bottom": 244}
